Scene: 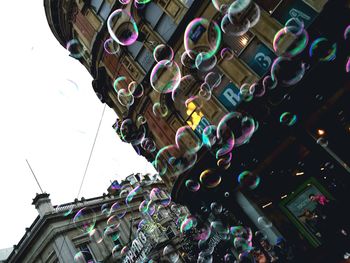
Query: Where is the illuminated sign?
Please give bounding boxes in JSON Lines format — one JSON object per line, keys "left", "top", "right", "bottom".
{"left": 189, "top": 24, "right": 206, "bottom": 43}
{"left": 122, "top": 231, "right": 152, "bottom": 263}
{"left": 273, "top": 0, "right": 317, "bottom": 28}
{"left": 241, "top": 39, "right": 276, "bottom": 77}
{"left": 218, "top": 82, "right": 241, "bottom": 111}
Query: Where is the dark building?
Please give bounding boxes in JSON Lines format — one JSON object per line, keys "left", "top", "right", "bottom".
{"left": 45, "top": 0, "right": 350, "bottom": 262}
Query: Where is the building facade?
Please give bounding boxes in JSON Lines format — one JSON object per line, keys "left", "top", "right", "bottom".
{"left": 45, "top": 0, "right": 350, "bottom": 262}
{"left": 4, "top": 174, "right": 190, "bottom": 263}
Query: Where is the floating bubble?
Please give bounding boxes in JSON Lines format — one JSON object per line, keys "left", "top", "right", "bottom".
{"left": 101, "top": 203, "right": 109, "bottom": 216}
{"left": 249, "top": 82, "right": 265, "bottom": 97}
{"left": 112, "top": 244, "right": 122, "bottom": 258}
{"left": 344, "top": 25, "right": 350, "bottom": 40}
{"left": 110, "top": 202, "right": 126, "bottom": 219}
{"left": 118, "top": 88, "right": 134, "bottom": 107}
{"left": 279, "top": 112, "right": 297, "bottom": 126}
{"left": 221, "top": 14, "right": 250, "bottom": 36}
{"left": 89, "top": 228, "right": 104, "bottom": 244}
{"left": 152, "top": 102, "right": 168, "bottom": 117}
{"left": 346, "top": 58, "right": 350, "bottom": 73}
{"left": 74, "top": 251, "right": 96, "bottom": 263}
{"left": 262, "top": 75, "right": 277, "bottom": 90}
{"left": 107, "top": 9, "right": 139, "bottom": 46}
{"left": 196, "top": 225, "right": 212, "bottom": 241}
{"left": 271, "top": 57, "right": 306, "bottom": 87}
{"left": 171, "top": 74, "right": 197, "bottom": 104}
{"left": 199, "top": 82, "right": 212, "bottom": 100}
{"left": 113, "top": 76, "right": 129, "bottom": 93}
{"left": 180, "top": 215, "right": 197, "bottom": 233}
{"left": 128, "top": 82, "right": 144, "bottom": 98}
{"left": 317, "top": 137, "right": 328, "bottom": 147}
{"left": 309, "top": 37, "right": 337, "bottom": 62}
{"left": 184, "top": 18, "right": 221, "bottom": 60}
{"left": 238, "top": 171, "right": 260, "bottom": 189}
{"left": 120, "top": 118, "right": 146, "bottom": 145}
{"left": 210, "top": 202, "right": 223, "bottom": 214}
{"left": 104, "top": 38, "right": 120, "bottom": 55}
{"left": 119, "top": 0, "right": 131, "bottom": 4}
{"left": 255, "top": 230, "right": 268, "bottom": 241}
{"left": 151, "top": 60, "right": 181, "bottom": 94}
{"left": 66, "top": 39, "right": 84, "bottom": 59}
{"left": 73, "top": 208, "right": 96, "bottom": 234}
{"left": 195, "top": 52, "right": 217, "bottom": 72}
{"left": 205, "top": 72, "right": 222, "bottom": 89}
{"left": 212, "top": 0, "right": 231, "bottom": 12}
{"left": 200, "top": 169, "right": 222, "bottom": 188}
{"left": 234, "top": 237, "right": 253, "bottom": 252}
{"left": 220, "top": 47, "right": 234, "bottom": 60}
{"left": 153, "top": 44, "right": 174, "bottom": 63}
{"left": 224, "top": 192, "right": 230, "bottom": 197}
{"left": 141, "top": 138, "right": 157, "bottom": 153}
{"left": 180, "top": 50, "right": 197, "bottom": 69}
{"left": 185, "top": 179, "right": 201, "bottom": 192}
{"left": 175, "top": 126, "right": 203, "bottom": 153}
{"left": 257, "top": 216, "right": 273, "bottom": 228}
{"left": 228, "top": 0, "right": 251, "bottom": 21}
{"left": 202, "top": 125, "right": 217, "bottom": 148}
{"left": 135, "top": 0, "right": 152, "bottom": 4}
{"left": 273, "top": 23, "right": 308, "bottom": 57}
{"left": 126, "top": 186, "right": 142, "bottom": 205}
{"left": 217, "top": 154, "right": 232, "bottom": 170}
{"left": 224, "top": 253, "right": 235, "bottom": 262}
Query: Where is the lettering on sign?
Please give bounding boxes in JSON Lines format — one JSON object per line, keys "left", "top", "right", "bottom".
{"left": 289, "top": 8, "right": 310, "bottom": 21}
{"left": 222, "top": 88, "right": 241, "bottom": 108}
{"left": 255, "top": 52, "right": 272, "bottom": 69}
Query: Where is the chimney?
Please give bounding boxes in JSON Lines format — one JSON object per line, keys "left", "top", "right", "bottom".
{"left": 32, "top": 193, "right": 54, "bottom": 217}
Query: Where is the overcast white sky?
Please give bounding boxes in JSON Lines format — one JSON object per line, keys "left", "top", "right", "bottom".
{"left": 0, "top": 0, "right": 155, "bottom": 248}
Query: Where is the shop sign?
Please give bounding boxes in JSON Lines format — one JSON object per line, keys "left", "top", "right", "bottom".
{"left": 241, "top": 41, "right": 276, "bottom": 77}
{"left": 273, "top": 0, "right": 318, "bottom": 28}
{"left": 122, "top": 231, "right": 153, "bottom": 263}
{"left": 194, "top": 116, "right": 211, "bottom": 136}
{"left": 189, "top": 24, "right": 206, "bottom": 43}
{"left": 218, "top": 82, "right": 241, "bottom": 112}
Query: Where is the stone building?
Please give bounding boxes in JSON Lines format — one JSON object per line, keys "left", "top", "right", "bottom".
{"left": 4, "top": 174, "right": 189, "bottom": 262}
{"left": 45, "top": 0, "right": 350, "bottom": 261}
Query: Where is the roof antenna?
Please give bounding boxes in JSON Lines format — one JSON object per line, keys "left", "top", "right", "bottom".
{"left": 26, "top": 159, "right": 44, "bottom": 194}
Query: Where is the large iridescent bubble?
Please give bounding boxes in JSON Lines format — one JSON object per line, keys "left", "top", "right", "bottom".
{"left": 200, "top": 169, "right": 222, "bottom": 188}
{"left": 107, "top": 9, "right": 139, "bottom": 46}
{"left": 73, "top": 208, "right": 96, "bottom": 234}
{"left": 184, "top": 18, "right": 221, "bottom": 61}
{"left": 151, "top": 60, "right": 181, "bottom": 94}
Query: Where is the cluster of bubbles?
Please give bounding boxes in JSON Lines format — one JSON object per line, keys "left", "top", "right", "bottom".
{"left": 219, "top": 0, "right": 260, "bottom": 37}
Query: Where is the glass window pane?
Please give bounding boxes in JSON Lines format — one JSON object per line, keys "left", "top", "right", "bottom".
{"left": 91, "top": 0, "right": 103, "bottom": 11}
{"left": 155, "top": 15, "right": 177, "bottom": 41}
{"left": 145, "top": 2, "right": 163, "bottom": 28}
{"left": 99, "top": 2, "right": 111, "bottom": 20}
{"left": 127, "top": 41, "right": 143, "bottom": 58}
{"left": 137, "top": 49, "right": 155, "bottom": 72}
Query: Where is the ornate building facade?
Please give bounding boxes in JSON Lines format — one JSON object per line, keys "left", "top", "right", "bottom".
{"left": 45, "top": 0, "right": 350, "bottom": 261}
{"left": 4, "top": 174, "right": 190, "bottom": 262}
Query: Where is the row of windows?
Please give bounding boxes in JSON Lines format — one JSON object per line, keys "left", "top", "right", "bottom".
{"left": 91, "top": 0, "right": 112, "bottom": 20}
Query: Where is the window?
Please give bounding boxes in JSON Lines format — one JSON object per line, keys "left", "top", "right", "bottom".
{"left": 136, "top": 49, "right": 155, "bottom": 72}
{"left": 144, "top": 2, "right": 177, "bottom": 42}
{"left": 91, "top": 0, "right": 111, "bottom": 20}
{"left": 91, "top": 0, "right": 103, "bottom": 11}
{"left": 166, "top": 227, "right": 176, "bottom": 240}
{"left": 145, "top": 2, "right": 164, "bottom": 28}
{"left": 155, "top": 15, "right": 177, "bottom": 42}
{"left": 78, "top": 244, "right": 95, "bottom": 262}
{"left": 127, "top": 41, "right": 143, "bottom": 58}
